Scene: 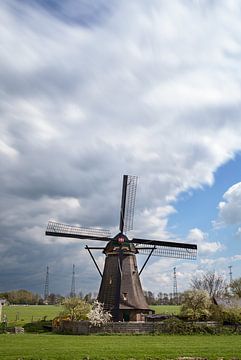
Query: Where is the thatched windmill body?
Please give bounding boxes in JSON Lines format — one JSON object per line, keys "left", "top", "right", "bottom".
{"left": 46, "top": 175, "right": 197, "bottom": 321}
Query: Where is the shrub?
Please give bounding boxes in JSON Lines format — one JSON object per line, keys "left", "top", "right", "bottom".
{"left": 23, "top": 320, "right": 52, "bottom": 333}
{"left": 222, "top": 307, "right": 241, "bottom": 325}
{"left": 60, "top": 298, "right": 91, "bottom": 321}
{"left": 88, "top": 301, "right": 112, "bottom": 327}
{"left": 180, "top": 290, "right": 212, "bottom": 321}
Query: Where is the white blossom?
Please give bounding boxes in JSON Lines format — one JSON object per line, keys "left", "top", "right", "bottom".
{"left": 88, "top": 300, "right": 112, "bottom": 327}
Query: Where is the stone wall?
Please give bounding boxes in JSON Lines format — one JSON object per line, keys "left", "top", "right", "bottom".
{"left": 54, "top": 320, "right": 155, "bottom": 334}
{"left": 53, "top": 320, "right": 241, "bottom": 335}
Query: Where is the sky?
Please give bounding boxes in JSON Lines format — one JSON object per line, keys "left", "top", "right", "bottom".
{"left": 1, "top": 0, "right": 241, "bottom": 297}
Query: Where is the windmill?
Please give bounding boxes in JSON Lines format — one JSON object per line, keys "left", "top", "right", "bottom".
{"left": 46, "top": 175, "right": 197, "bottom": 322}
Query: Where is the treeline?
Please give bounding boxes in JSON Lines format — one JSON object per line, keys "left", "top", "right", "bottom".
{"left": 0, "top": 290, "right": 40, "bottom": 305}
{"left": 0, "top": 290, "right": 96, "bottom": 305}
{"left": 2, "top": 273, "right": 241, "bottom": 306}
{"left": 144, "top": 291, "right": 184, "bottom": 305}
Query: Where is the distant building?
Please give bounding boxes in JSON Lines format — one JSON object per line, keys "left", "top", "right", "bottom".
{"left": 213, "top": 296, "right": 241, "bottom": 308}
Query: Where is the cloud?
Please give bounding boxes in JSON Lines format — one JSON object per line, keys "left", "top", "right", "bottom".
{"left": 1, "top": 0, "right": 241, "bottom": 294}
{"left": 215, "top": 182, "right": 241, "bottom": 228}
{"left": 187, "top": 228, "right": 224, "bottom": 254}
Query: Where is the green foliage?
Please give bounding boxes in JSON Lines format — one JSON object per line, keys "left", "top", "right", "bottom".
{"left": 0, "top": 322, "right": 7, "bottom": 334}
{"left": 209, "top": 303, "right": 241, "bottom": 325}
{"left": 180, "top": 290, "right": 212, "bottom": 321}
{"left": 23, "top": 320, "right": 52, "bottom": 333}
{"left": 60, "top": 297, "right": 91, "bottom": 321}
{"left": 221, "top": 307, "right": 241, "bottom": 325}
{"left": 155, "top": 317, "right": 221, "bottom": 335}
{"left": 1, "top": 289, "right": 39, "bottom": 305}
{"left": 230, "top": 277, "right": 241, "bottom": 297}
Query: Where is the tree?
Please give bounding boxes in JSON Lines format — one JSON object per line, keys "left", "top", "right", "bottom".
{"left": 180, "top": 290, "right": 212, "bottom": 321}
{"left": 61, "top": 298, "right": 91, "bottom": 321}
{"left": 191, "top": 271, "right": 227, "bottom": 297}
{"left": 230, "top": 278, "right": 241, "bottom": 298}
{"left": 47, "top": 293, "right": 64, "bottom": 305}
{"left": 88, "top": 300, "right": 112, "bottom": 327}
{"left": 144, "top": 291, "right": 156, "bottom": 305}
{"left": 4, "top": 290, "right": 39, "bottom": 304}
{"left": 84, "top": 292, "right": 93, "bottom": 304}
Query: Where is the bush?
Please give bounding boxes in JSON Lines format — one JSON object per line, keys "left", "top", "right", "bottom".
{"left": 222, "top": 308, "right": 241, "bottom": 325}
{"left": 59, "top": 298, "right": 91, "bottom": 321}
{"left": 23, "top": 320, "right": 52, "bottom": 333}
{"left": 180, "top": 290, "right": 212, "bottom": 321}
{"left": 88, "top": 301, "right": 112, "bottom": 327}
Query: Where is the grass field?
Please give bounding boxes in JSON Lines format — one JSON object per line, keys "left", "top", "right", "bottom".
{"left": 2, "top": 305, "right": 180, "bottom": 326}
{"left": 1, "top": 305, "right": 241, "bottom": 360}
{"left": 150, "top": 305, "right": 181, "bottom": 315}
{"left": 2, "top": 305, "right": 62, "bottom": 326}
{"left": 0, "top": 333, "right": 241, "bottom": 360}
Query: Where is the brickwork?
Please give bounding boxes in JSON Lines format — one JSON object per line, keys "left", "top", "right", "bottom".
{"left": 54, "top": 320, "right": 155, "bottom": 334}
{"left": 53, "top": 320, "right": 241, "bottom": 335}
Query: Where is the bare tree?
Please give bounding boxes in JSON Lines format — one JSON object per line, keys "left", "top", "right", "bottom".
{"left": 191, "top": 271, "right": 227, "bottom": 298}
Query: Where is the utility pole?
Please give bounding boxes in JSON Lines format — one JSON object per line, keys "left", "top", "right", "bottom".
{"left": 44, "top": 266, "right": 49, "bottom": 301}
{"left": 173, "top": 267, "right": 178, "bottom": 303}
{"left": 70, "top": 264, "right": 76, "bottom": 298}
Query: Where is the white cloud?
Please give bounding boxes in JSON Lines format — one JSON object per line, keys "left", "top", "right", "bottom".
{"left": 187, "top": 228, "right": 224, "bottom": 254}
{"left": 216, "top": 182, "right": 241, "bottom": 227}
{"left": 1, "top": 0, "right": 241, "bottom": 293}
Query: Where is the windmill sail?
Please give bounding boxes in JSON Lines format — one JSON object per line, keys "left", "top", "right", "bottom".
{"left": 132, "top": 238, "right": 197, "bottom": 260}
{"left": 46, "top": 221, "right": 111, "bottom": 241}
{"left": 119, "top": 175, "right": 138, "bottom": 233}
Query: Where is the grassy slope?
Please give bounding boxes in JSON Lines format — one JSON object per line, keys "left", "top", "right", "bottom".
{"left": 2, "top": 305, "right": 62, "bottom": 326}
{"left": 0, "top": 333, "right": 241, "bottom": 360}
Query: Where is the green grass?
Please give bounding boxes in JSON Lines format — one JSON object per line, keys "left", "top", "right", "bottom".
{"left": 2, "top": 305, "right": 180, "bottom": 327}
{"left": 0, "top": 333, "right": 241, "bottom": 360}
{"left": 150, "top": 305, "right": 181, "bottom": 315}
{"left": 2, "top": 305, "right": 62, "bottom": 326}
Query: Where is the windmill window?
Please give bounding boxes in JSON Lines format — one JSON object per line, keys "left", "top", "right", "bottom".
{"left": 109, "top": 277, "right": 112, "bottom": 285}
{"left": 123, "top": 292, "right": 127, "bottom": 301}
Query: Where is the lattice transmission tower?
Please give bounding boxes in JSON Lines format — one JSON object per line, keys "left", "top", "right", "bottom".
{"left": 173, "top": 267, "right": 178, "bottom": 302}
{"left": 70, "top": 264, "right": 76, "bottom": 298}
{"left": 44, "top": 266, "right": 49, "bottom": 301}
{"left": 228, "top": 265, "right": 233, "bottom": 284}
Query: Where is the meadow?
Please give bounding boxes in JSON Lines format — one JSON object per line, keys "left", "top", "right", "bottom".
{"left": 0, "top": 333, "right": 241, "bottom": 360}
{"left": 1, "top": 305, "right": 241, "bottom": 360}
{"left": 2, "top": 305, "right": 181, "bottom": 326}
{"left": 2, "top": 305, "right": 62, "bottom": 326}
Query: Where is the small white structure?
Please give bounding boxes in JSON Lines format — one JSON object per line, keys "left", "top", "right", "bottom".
{"left": 0, "top": 299, "right": 7, "bottom": 306}
{"left": 0, "top": 299, "right": 7, "bottom": 322}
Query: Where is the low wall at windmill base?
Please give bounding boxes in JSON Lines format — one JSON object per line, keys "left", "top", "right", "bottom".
{"left": 52, "top": 319, "right": 241, "bottom": 335}
{"left": 54, "top": 320, "right": 155, "bottom": 334}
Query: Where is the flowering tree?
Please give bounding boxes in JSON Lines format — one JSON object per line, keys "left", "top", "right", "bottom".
{"left": 60, "top": 297, "right": 91, "bottom": 321}
{"left": 180, "top": 290, "right": 212, "bottom": 321}
{"left": 88, "top": 300, "right": 112, "bottom": 327}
